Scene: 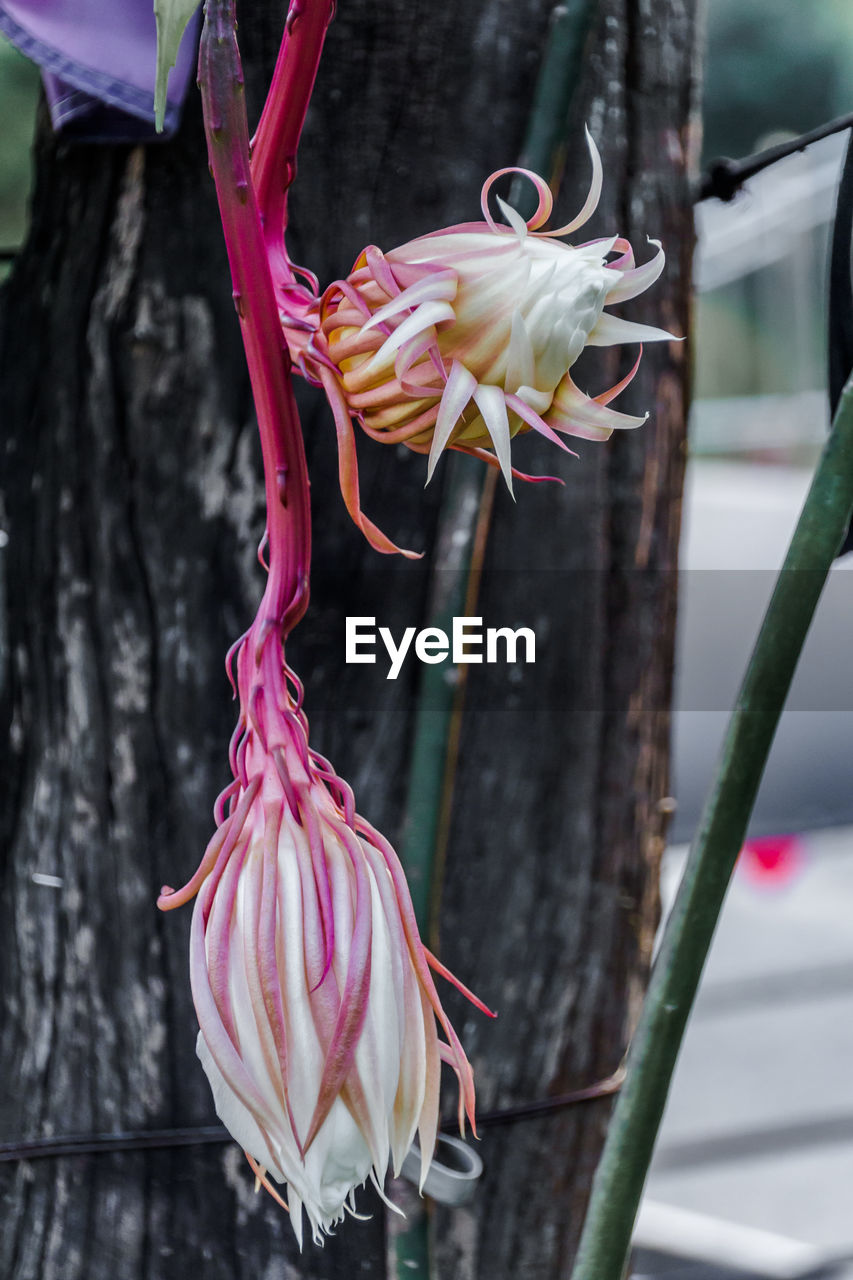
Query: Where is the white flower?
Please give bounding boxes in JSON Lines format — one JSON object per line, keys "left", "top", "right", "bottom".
{"left": 285, "top": 130, "right": 675, "bottom": 554}
{"left": 159, "top": 619, "right": 488, "bottom": 1245}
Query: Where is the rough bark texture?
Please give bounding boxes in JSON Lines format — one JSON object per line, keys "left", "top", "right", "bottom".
{"left": 432, "top": 3, "right": 698, "bottom": 1273}
{"left": 0, "top": 2, "right": 698, "bottom": 1278}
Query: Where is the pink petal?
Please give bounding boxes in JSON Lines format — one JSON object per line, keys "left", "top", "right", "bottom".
{"left": 317, "top": 365, "right": 422, "bottom": 558}
{"left": 605, "top": 239, "right": 666, "bottom": 303}
{"left": 541, "top": 126, "right": 603, "bottom": 236}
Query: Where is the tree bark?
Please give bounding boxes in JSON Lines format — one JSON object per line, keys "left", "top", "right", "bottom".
{"left": 0, "top": 2, "right": 699, "bottom": 1278}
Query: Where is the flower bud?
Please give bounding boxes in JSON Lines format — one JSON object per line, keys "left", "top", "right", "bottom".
{"left": 287, "top": 130, "right": 675, "bottom": 552}
{"left": 158, "top": 616, "right": 489, "bottom": 1245}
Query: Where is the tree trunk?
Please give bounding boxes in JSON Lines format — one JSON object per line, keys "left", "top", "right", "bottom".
{"left": 0, "top": 2, "right": 699, "bottom": 1278}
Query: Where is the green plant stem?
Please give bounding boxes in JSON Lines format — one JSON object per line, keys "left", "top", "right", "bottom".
{"left": 394, "top": 9, "right": 601, "bottom": 1279}
{"left": 393, "top": 1182, "right": 433, "bottom": 1280}
{"left": 571, "top": 376, "right": 853, "bottom": 1280}
{"left": 400, "top": 453, "right": 488, "bottom": 935}
{"left": 391, "top": 453, "right": 489, "bottom": 1280}
{"left": 512, "top": 0, "right": 598, "bottom": 205}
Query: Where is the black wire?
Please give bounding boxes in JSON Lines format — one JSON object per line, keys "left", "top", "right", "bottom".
{"left": 700, "top": 113, "right": 853, "bottom": 555}
{"left": 697, "top": 110, "right": 853, "bottom": 204}
{"left": 445, "top": 1069, "right": 624, "bottom": 1131}
{"left": 0, "top": 1126, "right": 230, "bottom": 1163}
{"left": 0, "top": 1073, "right": 624, "bottom": 1163}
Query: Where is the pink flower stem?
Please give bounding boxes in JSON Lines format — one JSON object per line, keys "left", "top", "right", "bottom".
{"left": 251, "top": 0, "right": 335, "bottom": 280}
{"left": 198, "top": 0, "right": 314, "bottom": 637}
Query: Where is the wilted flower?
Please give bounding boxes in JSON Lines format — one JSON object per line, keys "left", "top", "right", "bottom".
{"left": 158, "top": 611, "right": 489, "bottom": 1246}
{"left": 284, "top": 130, "right": 675, "bottom": 553}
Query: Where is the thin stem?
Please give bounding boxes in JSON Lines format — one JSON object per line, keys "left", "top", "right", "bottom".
{"left": 400, "top": 455, "right": 491, "bottom": 935}
{"left": 199, "top": 0, "right": 311, "bottom": 633}
{"left": 394, "top": 9, "right": 601, "bottom": 1278}
{"left": 516, "top": 0, "right": 599, "bottom": 186}
{"left": 570, "top": 377, "right": 853, "bottom": 1280}
{"left": 252, "top": 0, "right": 335, "bottom": 294}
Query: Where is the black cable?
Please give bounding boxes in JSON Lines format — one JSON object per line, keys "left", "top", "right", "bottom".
{"left": 697, "top": 110, "right": 853, "bottom": 204}
{"left": 700, "top": 112, "right": 853, "bottom": 556}
{"left": 0, "top": 1126, "right": 230, "bottom": 1163}
{"left": 0, "top": 1071, "right": 624, "bottom": 1163}
{"left": 447, "top": 1067, "right": 624, "bottom": 1131}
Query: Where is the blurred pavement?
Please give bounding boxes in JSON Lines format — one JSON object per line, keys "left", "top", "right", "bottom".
{"left": 670, "top": 460, "right": 853, "bottom": 843}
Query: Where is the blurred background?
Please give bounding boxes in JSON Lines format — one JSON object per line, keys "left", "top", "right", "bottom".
{"left": 655, "top": 3, "right": 853, "bottom": 1277}
{"left": 1, "top": 3, "right": 852, "bottom": 1277}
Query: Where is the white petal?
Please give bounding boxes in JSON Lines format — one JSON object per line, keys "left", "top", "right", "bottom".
{"left": 288, "top": 1188, "right": 305, "bottom": 1250}
{"left": 361, "top": 271, "right": 458, "bottom": 331}
{"left": 587, "top": 311, "right": 678, "bottom": 347}
{"left": 196, "top": 1031, "right": 285, "bottom": 1180}
{"left": 578, "top": 234, "right": 619, "bottom": 260}
{"left": 473, "top": 384, "right": 514, "bottom": 494}
{"left": 505, "top": 310, "right": 535, "bottom": 393}
{"left": 547, "top": 371, "right": 648, "bottom": 439}
{"left": 427, "top": 361, "right": 477, "bottom": 482}
{"left": 604, "top": 239, "right": 666, "bottom": 303}
{"left": 546, "top": 125, "right": 603, "bottom": 236}
{"left": 495, "top": 194, "right": 529, "bottom": 238}
{"left": 514, "top": 384, "right": 552, "bottom": 415}
{"left": 350, "top": 860, "right": 401, "bottom": 1166}
{"left": 370, "top": 300, "right": 457, "bottom": 366}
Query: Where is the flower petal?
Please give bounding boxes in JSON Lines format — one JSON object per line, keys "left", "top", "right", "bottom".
{"left": 368, "top": 299, "right": 456, "bottom": 371}
{"left": 427, "top": 360, "right": 478, "bottom": 482}
{"left": 546, "top": 370, "right": 648, "bottom": 440}
{"left": 541, "top": 125, "right": 603, "bottom": 237}
{"left": 587, "top": 311, "right": 678, "bottom": 347}
{"left": 318, "top": 365, "right": 423, "bottom": 558}
{"left": 505, "top": 309, "right": 536, "bottom": 393}
{"left": 604, "top": 239, "right": 666, "bottom": 303}
{"left": 473, "top": 384, "right": 514, "bottom": 494}
{"left": 361, "top": 269, "right": 458, "bottom": 332}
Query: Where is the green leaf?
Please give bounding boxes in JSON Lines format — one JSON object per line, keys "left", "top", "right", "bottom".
{"left": 153, "top": 0, "right": 199, "bottom": 133}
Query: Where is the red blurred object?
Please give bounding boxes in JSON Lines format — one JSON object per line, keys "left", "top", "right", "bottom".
{"left": 740, "top": 833, "right": 804, "bottom": 885}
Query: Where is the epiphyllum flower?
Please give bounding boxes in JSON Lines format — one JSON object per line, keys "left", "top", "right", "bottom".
{"left": 158, "top": 611, "right": 489, "bottom": 1246}
{"left": 285, "top": 130, "right": 674, "bottom": 553}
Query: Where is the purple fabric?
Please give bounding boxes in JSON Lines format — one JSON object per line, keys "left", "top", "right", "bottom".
{"left": 0, "top": 0, "right": 201, "bottom": 140}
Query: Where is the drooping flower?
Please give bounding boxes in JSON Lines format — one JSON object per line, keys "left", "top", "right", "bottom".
{"left": 282, "top": 130, "right": 675, "bottom": 553}
{"left": 158, "top": 609, "right": 489, "bottom": 1246}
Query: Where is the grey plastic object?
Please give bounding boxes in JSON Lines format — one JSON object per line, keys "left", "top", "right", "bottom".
{"left": 400, "top": 1133, "right": 483, "bottom": 1206}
